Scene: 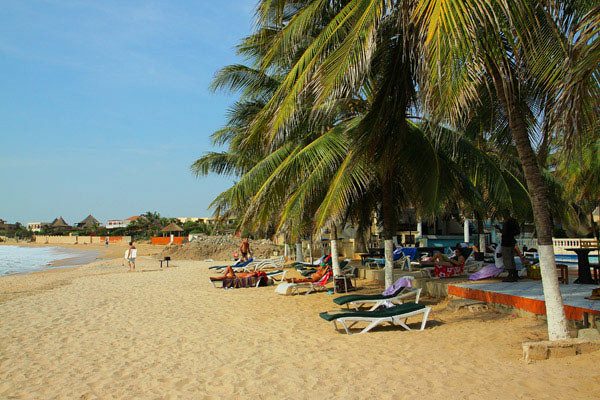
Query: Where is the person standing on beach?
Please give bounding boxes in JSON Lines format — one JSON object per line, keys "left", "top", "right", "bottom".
{"left": 126, "top": 241, "right": 137, "bottom": 272}
{"left": 105, "top": 236, "right": 109, "bottom": 247}
{"left": 239, "top": 237, "right": 251, "bottom": 262}
{"left": 499, "top": 214, "right": 520, "bottom": 282}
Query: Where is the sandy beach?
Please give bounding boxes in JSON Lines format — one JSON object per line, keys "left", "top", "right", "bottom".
{"left": 1, "top": 250, "right": 599, "bottom": 399}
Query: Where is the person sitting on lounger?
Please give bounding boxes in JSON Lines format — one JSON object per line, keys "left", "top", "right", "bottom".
{"left": 430, "top": 247, "right": 465, "bottom": 268}
{"left": 285, "top": 265, "right": 331, "bottom": 283}
{"left": 210, "top": 265, "right": 260, "bottom": 281}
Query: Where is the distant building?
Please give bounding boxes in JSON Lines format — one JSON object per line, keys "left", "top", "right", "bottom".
{"left": 106, "top": 216, "right": 139, "bottom": 229}
{"left": 27, "top": 222, "right": 49, "bottom": 232}
{"left": 106, "top": 220, "right": 127, "bottom": 229}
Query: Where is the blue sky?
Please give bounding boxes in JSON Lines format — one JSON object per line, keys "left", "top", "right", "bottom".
{"left": 0, "top": 0, "right": 257, "bottom": 224}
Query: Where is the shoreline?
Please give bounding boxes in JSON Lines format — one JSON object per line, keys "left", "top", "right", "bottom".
{"left": 0, "top": 244, "right": 100, "bottom": 278}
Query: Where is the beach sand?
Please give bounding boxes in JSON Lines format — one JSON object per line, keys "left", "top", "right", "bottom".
{"left": 1, "top": 255, "right": 599, "bottom": 399}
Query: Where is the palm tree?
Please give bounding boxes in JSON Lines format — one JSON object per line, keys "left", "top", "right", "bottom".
{"left": 196, "top": 1, "right": 531, "bottom": 287}
{"left": 413, "top": 0, "right": 598, "bottom": 340}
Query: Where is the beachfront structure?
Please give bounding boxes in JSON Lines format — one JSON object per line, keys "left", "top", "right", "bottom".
{"left": 76, "top": 215, "right": 100, "bottom": 229}
{"left": 27, "top": 222, "right": 49, "bottom": 232}
{"left": 105, "top": 216, "right": 139, "bottom": 229}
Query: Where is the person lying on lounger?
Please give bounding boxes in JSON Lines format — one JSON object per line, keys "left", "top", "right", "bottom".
{"left": 210, "top": 265, "right": 261, "bottom": 281}
{"left": 285, "top": 265, "right": 330, "bottom": 283}
{"left": 429, "top": 247, "right": 465, "bottom": 267}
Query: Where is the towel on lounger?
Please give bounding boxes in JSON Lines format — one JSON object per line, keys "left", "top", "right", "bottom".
{"left": 382, "top": 277, "right": 412, "bottom": 296}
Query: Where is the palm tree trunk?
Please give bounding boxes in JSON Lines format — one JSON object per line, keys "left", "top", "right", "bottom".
{"left": 330, "top": 224, "right": 341, "bottom": 276}
{"left": 503, "top": 94, "right": 569, "bottom": 341}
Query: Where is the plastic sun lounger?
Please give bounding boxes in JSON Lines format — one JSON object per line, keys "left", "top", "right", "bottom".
{"left": 291, "top": 271, "right": 333, "bottom": 295}
{"left": 274, "top": 270, "right": 333, "bottom": 295}
{"left": 333, "top": 287, "right": 422, "bottom": 311}
{"left": 319, "top": 302, "right": 431, "bottom": 335}
{"left": 209, "top": 258, "right": 254, "bottom": 271}
{"left": 209, "top": 273, "right": 272, "bottom": 289}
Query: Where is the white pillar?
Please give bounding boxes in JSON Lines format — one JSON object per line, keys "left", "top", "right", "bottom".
{"left": 490, "top": 219, "right": 498, "bottom": 245}
{"left": 416, "top": 221, "right": 423, "bottom": 238}
{"left": 463, "top": 219, "right": 470, "bottom": 244}
{"left": 170, "top": 234, "right": 174, "bottom": 244}
{"left": 331, "top": 225, "right": 340, "bottom": 276}
{"left": 295, "top": 242, "right": 304, "bottom": 263}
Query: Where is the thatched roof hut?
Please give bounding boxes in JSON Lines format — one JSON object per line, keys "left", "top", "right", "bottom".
{"left": 50, "top": 216, "right": 70, "bottom": 228}
{"left": 161, "top": 222, "right": 184, "bottom": 236}
{"left": 77, "top": 214, "right": 100, "bottom": 228}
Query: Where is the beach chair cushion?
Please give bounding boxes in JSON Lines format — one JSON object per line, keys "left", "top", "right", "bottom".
{"left": 319, "top": 302, "right": 426, "bottom": 322}
{"left": 333, "top": 292, "right": 401, "bottom": 306}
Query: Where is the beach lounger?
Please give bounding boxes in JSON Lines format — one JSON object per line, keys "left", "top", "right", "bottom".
{"left": 274, "top": 271, "right": 333, "bottom": 295}
{"left": 209, "top": 271, "right": 271, "bottom": 289}
{"left": 209, "top": 258, "right": 254, "bottom": 271}
{"left": 333, "top": 287, "right": 421, "bottom": 311}
{"left": 319, "top": 302, "right": 431, "bottom": 335}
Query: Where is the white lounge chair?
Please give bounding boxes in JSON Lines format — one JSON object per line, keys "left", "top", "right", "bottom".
{"left": 274, "top": 271, "right": 333, "bottom": 295}
{"left": 319, "top": 302, "right": 431, "bottom": 335}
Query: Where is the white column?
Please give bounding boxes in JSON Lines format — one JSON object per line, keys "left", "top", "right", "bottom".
{"left": 295, "top": 241, "right": 304, "bottom": 263}
{"left": 331, "top": 225, "right": 340, "bottom": 276}
{"left": 463, "top": 219, "right": 470, "bottom": 244}
{"left": 416, "top": 221, "right": 423, "bottom": 238}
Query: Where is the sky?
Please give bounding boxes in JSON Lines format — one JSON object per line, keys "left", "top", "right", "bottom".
{"left": 0, "top": 0, "right": 257, "bottom": 224}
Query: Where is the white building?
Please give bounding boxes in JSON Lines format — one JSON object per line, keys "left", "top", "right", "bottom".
{"left": 106, "top": 220, "right": 128, "bottom": 229}
{"left": 106, "top": 216, "right": 140, "bottom": 229}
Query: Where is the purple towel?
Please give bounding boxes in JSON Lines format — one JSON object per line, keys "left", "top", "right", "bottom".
{"left": 468, "top": 264, "right": 503, "bottom": 280}
{"left": 382, "top": 277, "right": 413, "bottom": 296}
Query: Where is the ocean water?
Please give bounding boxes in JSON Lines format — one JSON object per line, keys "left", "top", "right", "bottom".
{"left": 0, "top": 246, "right": 75, "bottom": 276}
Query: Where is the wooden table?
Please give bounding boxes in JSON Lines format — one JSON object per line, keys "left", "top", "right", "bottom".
{"left": 565, "top": 248, "right": 596, "bottom": 284}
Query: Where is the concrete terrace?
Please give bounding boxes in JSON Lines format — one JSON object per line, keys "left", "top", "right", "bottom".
{"left": 449, "top": 281, "right": 600, "bottom": 320}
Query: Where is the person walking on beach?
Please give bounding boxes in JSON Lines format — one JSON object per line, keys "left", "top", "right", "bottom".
{"left": 126, "top": 241, "right": 137, "bottom": 272}
{"left": 239, "top": 237, "right": 251, "bottom": 261}
{"left": 105, "top": 236, "right": 109, "bottom": 247}
{"left": 499, "top": 214, "right": 521, "bottom": 282}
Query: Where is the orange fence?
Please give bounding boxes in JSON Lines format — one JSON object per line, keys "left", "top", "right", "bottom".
{"left": 100, "top": 236, "right": 129, "bottom": 244}
{"left": 151, "top": 237, "right": 186, "bottom": 245}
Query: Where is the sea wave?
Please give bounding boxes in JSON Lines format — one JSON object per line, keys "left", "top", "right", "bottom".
{"left": 0, "top": 246, "right": 74, "bottom": 276}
